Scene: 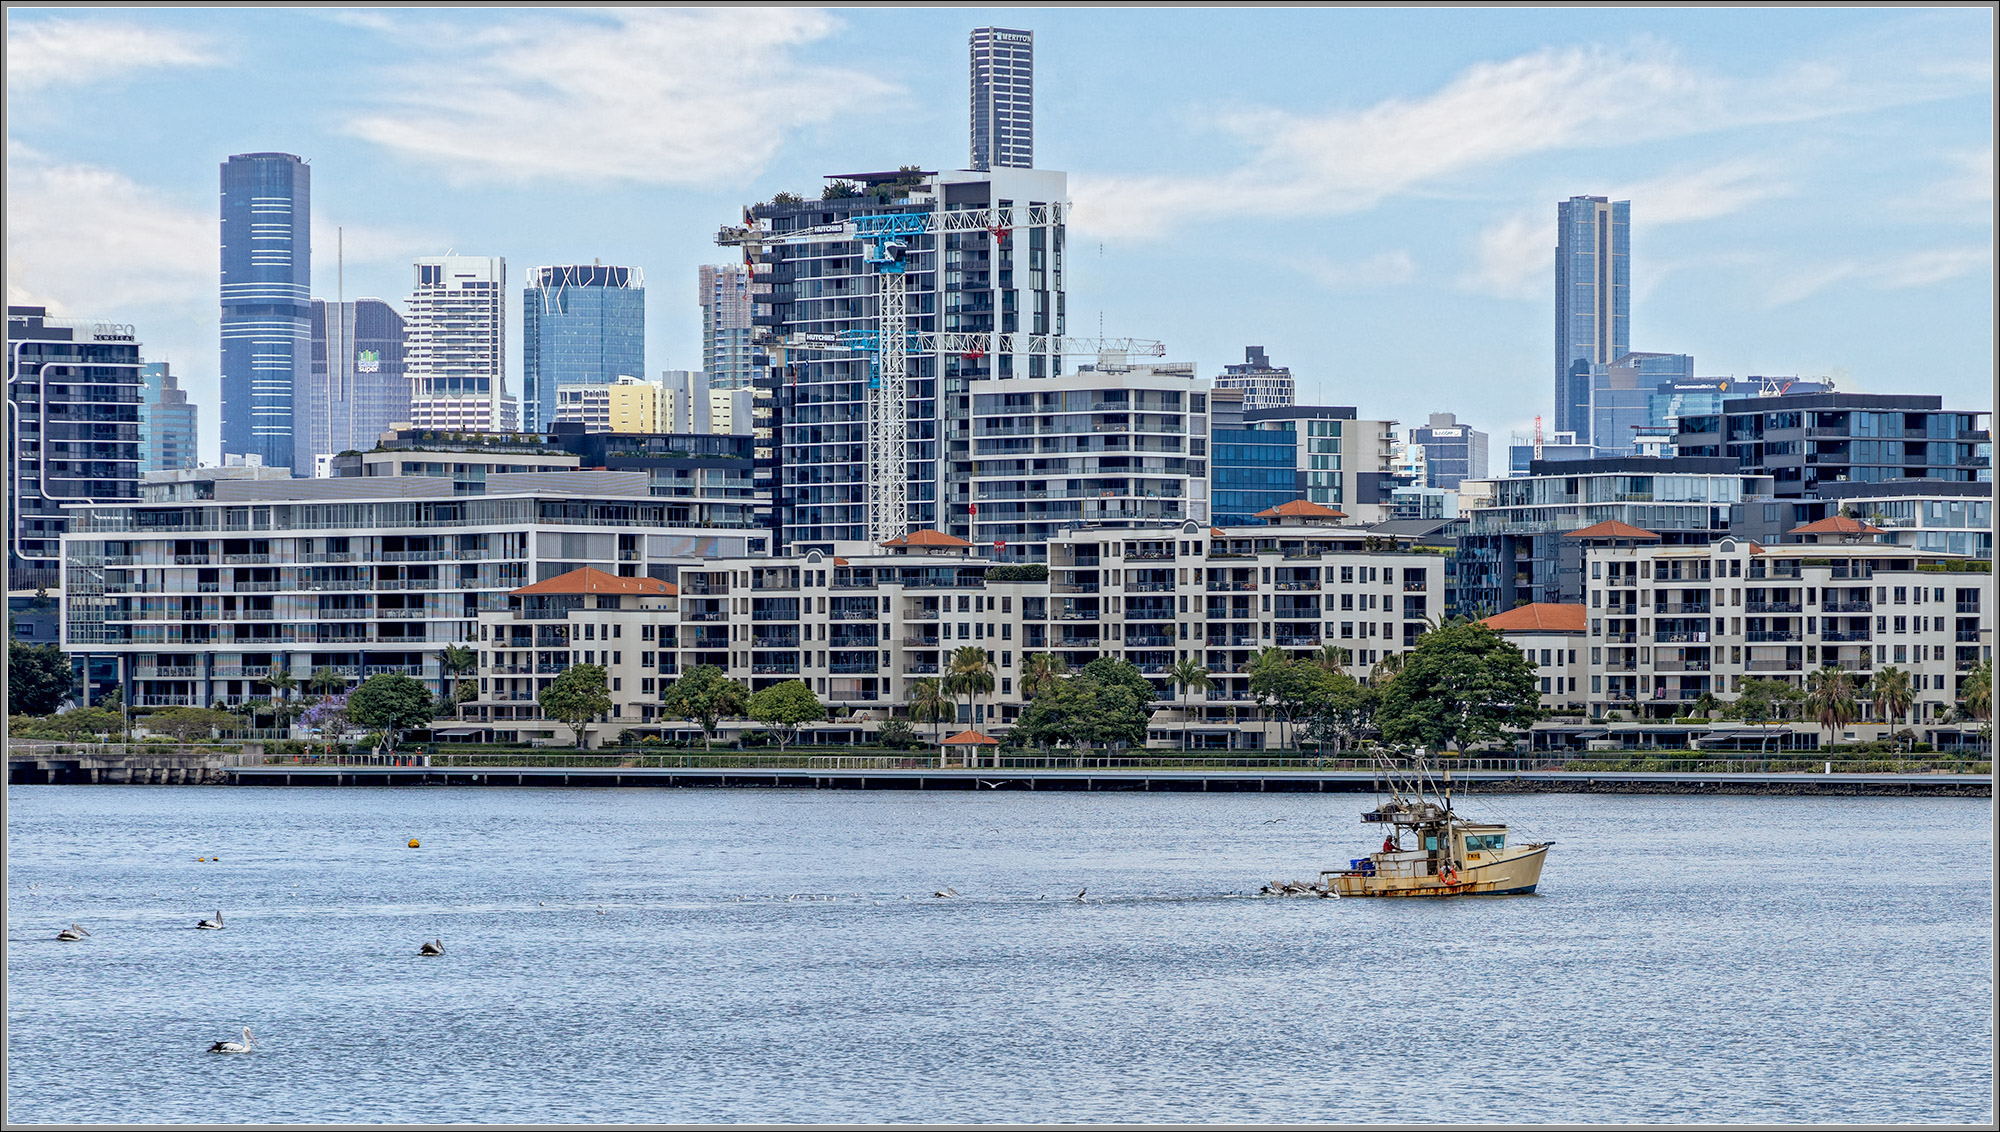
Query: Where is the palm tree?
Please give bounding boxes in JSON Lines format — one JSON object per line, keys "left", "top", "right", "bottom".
{"left": 262, "top": 663, "right": 298, "bottom": 703}
{"left": 1020, "top": 652, "right": 1069, "bottom": 699}
{"left": 1311, "top": 644, "right": 1353, "bottom": 674}
{"left": 1688, "top": 691, "right": 1722, "bottom": 721}
{"left": 1869, "top": 666, "right": 1914, "bottom": 749}
{"left": 1168, "top": 657, "right": 1213, "bottom": 751}
{"left": 905, "top": 676, "right": 950, "bottom": 747}
{"left": 308, "top": 666, "right": 351, "bottom": 698}
{"left": 946, "top": 646, "right": 996, "bottom": 765}
{"left": 1804, "top": 665, "right": 1858, "bottom": 752}
{"left": 439, "top": 643, "right": 479, "bottom": 721}
{"left": 1960, "top": 659, "right": 1991, "bottom": 752}
{"left": 1368, "top": 650, "right": 1405, "bottom": 689}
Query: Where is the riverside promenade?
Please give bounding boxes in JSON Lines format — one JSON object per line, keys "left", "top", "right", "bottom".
{"left": 14, "top": 744, "right": 1982, "bottom": 796}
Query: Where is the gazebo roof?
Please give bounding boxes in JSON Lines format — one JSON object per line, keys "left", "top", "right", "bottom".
{"left": 940, "top": 729, "right": 1000, "bottom": 745}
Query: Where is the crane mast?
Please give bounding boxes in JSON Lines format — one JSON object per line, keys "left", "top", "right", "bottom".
{"left": 719, "top": 201, "right": 1162, "bottom": 546}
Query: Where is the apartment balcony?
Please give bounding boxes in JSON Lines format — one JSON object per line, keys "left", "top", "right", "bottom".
{"left": 904, "top": 663, "right": 940, "bottom": 675}
{"left": 829, "top": 663, "right": 877, "bottom": 675}
{"left": 1654, "top": 632, "right": 1710, "bottom": 644}
{"left": 1746, "top": 601, "right": 1801, "bottom": 613}
{"left": 1821, "top": 600, "right": 1872, "bottom": 613}
{"left": 686, "top": 611, "right": 728, "bottom": 622}
{"left": 1746, "top": 630, "right": 1800, "bottom": 643}
{"left": 752, "top": 664, "right": 801, "bottom": 675}
{"left": 1657, "top": 603, "right": 1711, "bottom": 615}
{"left": 1820, "top": 629, "right": 1872, "bottom": 643}
{"left": 377, "top": 579, "right": 439, "bottom": 590}
{"left": 1124, "top": 582, "right": 1175, "bottom": 593}
{"left": 1653, "top": 660, "right": 1711, "bottom": 673}
{"left": 139, "top": 666, "right": 201, "bottom": 679}
{"left": 1206, "top": 582, "right": 1256, "bottom": 592}
{"left": 830, "top": 609, "right": 881, "bottom": 620}
{"left": 751, "top": 610, "right": 798, "bottom": 621}
{"left": 1745, "top": 660, "right": 1800, "bottom": 672}
{"left": 1957, "top": 630, "right": 1985, "bottom": 643}
{"left": 1274, "top": 582, "right": 1319, "bottom": 592}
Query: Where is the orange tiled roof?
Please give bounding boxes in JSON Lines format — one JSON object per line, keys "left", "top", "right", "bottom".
{"left": 941, "top": 729, "right": 999, "bottom": 745}
{"left": 1564, "top": 520, "right": 1661, "bottom": 541}
{"left": 1789, "top": 515, "right": 1884, "bottom": 536}
{"left": 1209, "top": 527, "right": 1230, "bottom": 539}
{"left": 1481, "top": 603, "right": 1588, "bottom": 634}
{"left": 511, "top": 567, "right": 676, "bottom": 597}
{"left": 1254, "top": 499, "right": 1346, "bottom": 519}
{"left": 881, "top": 530, "right": 973, "bottom": 548}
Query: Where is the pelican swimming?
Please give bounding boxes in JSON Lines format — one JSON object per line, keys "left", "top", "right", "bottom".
{"left": 207, "top": 1027, "right": 253, "bottom": 1054}
{"left": 418, "top": 939, "right": 444, "bottom": 956}
{"left": 56, "top": 924, "right": 90, "bottom": 941}
{"left": 196, "top": 911, "right": 224, "bottom": 930}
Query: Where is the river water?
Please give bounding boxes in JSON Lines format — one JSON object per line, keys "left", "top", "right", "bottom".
{"left": 5, "top": 786, "right": 1992, "bottom": 1125}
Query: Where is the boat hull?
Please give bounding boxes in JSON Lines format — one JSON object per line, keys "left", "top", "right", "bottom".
{"left": 1329, "top": 843, "right": 1550, "bottom": 898}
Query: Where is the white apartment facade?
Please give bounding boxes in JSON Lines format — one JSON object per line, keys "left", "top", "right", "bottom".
{"left": 407, "top": 257, "right": 516, "bottom": 431}
{"left": 470, "top": 509, "right": 1448, "bottom": 749}
{"left": 59, "top": 469, "right": 760, "bottom": 713}
{"left": 1581, "top": 529, "right": 1991, "bottom": 740}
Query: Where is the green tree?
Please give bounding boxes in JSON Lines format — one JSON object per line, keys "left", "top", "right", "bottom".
{"left": 1019, "top": 652, "right": 1069, "bottom": 699}
{"left": 538, "top": 663, "right": 612, "bottom": 748}
{"left": 1310, "top": 644, "right": 1353, "bottom": 674}
{"left": 1376, "top": 620, "right": 1541, "bottom": 752}
{"left": 21, "top": 706, "right": 124, "bottom": 740}
{"left": 1248, "top": 647, "right": 1319, "bottom": 751}
{"left": 1803, "top": 665, "right": 1858, "bottom": 750}
{"left": 946, "top": 646, "right": 997, "bottom": 731}
{"left": 659, "top": 664, "right": 749, "bottom": 752}
{"left": 1010, "top": 659, "right": 1153, "bottom": 753}
{"left": 877, "top": 719, "right": 921, "bottom": 749}
{"left": 347, "top": 673, "right": 436, "bottom": 752}
{"left": 1687, "top": 691, "right": 1722, "bottom": 721}
{"left": 1299, "top": 669, "right": 1376, "bottom": 755}
{"left": 1168, "top": 658, "right": 1213, "bottom": 751}
{"left": 905, "top": 676, "right": 950, "bottom": 744}
{"left": 261, "top": 663, "right": 298, "bottom": 705}
{"left": 438, "top": 644, "right": 479, "bottom": 720}
{"left": 139, "top": 706, "right": 236, "bottom": 743}
{"left": 8, "top": 641, "right": 74, "bottom": 716}
{"left": 1869, "top": 666, "right": 1914, "bottom": 747}
{"left": 1959, "top": 659, "right": 1991, "bottom": 727}
{"left": 746, "top": 680, "right": 824, "bottom": 751}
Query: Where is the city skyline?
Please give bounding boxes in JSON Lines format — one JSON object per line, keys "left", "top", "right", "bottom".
{"left": 5, "top": 7, "right": 1992, "bottom": 465}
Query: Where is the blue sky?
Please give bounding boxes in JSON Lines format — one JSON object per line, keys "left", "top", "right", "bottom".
{"left": 6, "top": 7, "right": 1992, "bottom": 464}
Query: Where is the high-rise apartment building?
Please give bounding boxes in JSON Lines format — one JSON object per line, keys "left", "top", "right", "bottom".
{"left": 219, "top": 152, "right": 311, "bottom": 473}
{"left": 1555, "top": 196, "right": 1629, "bottom": 444}
{"left": 7, "top": 306, "right": 144, "bottom": 590}
{"left": 309, "top": 298, "right": 408, "bottom": 463}
{"left": 139, "top": 362, "right": 199, "bottom": 473}
{"left": 971, "top": 360, "right": 1208, "bottom": 556}
{"left": 407, "top": 257, "right": 513, "bottom": 432}
{"left": 740, "top": 166, "right": 1069, "bottom": 550}
{"left": 970, "top": 27, "right": 1034, "bottom": 171}
{"left": 1212, "top": 345, "right": 1294, "bottom": 410}
{"left": 1408, "top": 412, "right": 1489, "bottom": 489}
{"left": 1237, "top": 406, "right": 1400, "bottom": 524}
{"left": 1675, "top": 392, "right": 1991, "bottom": 498}
{"left": 698, "top": 264, "right": 756, "bottom": 390}
{"left": 522, "top": 264, "right": 645, "bottom": 432}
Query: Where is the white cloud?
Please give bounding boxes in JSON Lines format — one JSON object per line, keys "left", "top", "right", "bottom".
{"left": 5, "top": 18, "right": 218, "bottom": 90}
{"left": 1609, "top": 160, "right": 1794, "bottom": 225}
{"left": 1072, "top": 38, "right": 1987, "bottom": 241}
{"left": 4, "top": 145, "right": 211, "bottom": 315}
{"left": 1767, "top": 244, "right": 1991, "bottom": 306}
{"left": 342, "top": 9, "right": 898, "bottom": 187}
{"left": 1299, "top": 250, "right": 1417, "bottom": 290}
{"left": 1460, "top": 211, "right": 1551, "bottom": 301}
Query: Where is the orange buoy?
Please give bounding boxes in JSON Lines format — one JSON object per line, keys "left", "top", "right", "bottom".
{"left": 408, "top": 839, "right": 420, "bottom": 849}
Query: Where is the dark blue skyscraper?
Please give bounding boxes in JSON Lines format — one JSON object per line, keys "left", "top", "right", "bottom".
{"left": 1555, "top": 196, "right": 1628, "bottom": 444}
{"left": 219, "top": 152, "right": 310, "bottom": 473}
{"left": 522, "top": 264, "right": 645, "bottom": 433}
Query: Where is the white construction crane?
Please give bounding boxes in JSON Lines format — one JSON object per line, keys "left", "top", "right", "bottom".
{"left": 719, "top": 203, "right": 1164, "bottom": 545}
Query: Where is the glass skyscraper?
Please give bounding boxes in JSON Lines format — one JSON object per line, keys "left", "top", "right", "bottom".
{"left": 1555, "top": 196, "right": 1628, "bottom": 445}
{"left": 310, "top": 298, "right": 408, "bottom": 465}
{"left": 219, "top": 152, "right": 310, "bottom": 473}
{"left": 522, "top": 264, "right": 645, "bottom": 433}
{"left": 970, "top": 27, "right": 1034, "bottom": 170}
{"left": 140, "top": 361, "right": 199, "bottom": 473}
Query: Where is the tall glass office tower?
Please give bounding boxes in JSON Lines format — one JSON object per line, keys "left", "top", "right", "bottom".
{"left": 219, "top": 152, "right": 310, "bottom": 473}
{"left": 970, "top": 27, "right": 1034, "bottom": 171}
{"left": 521, "top": 264, "right": 645, "bottom": 433}
{"left": 1554, "top": 196, "right": 1628, "bottom": 445}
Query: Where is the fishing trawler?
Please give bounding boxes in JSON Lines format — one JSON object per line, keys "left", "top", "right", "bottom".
{"left": 1320, "top": 754, "right": 1552, "bottom": 897}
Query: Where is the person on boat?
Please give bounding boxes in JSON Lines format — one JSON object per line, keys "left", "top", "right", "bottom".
{"left": 1382, "top": 834, "right": 1400, "bottom": 854}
